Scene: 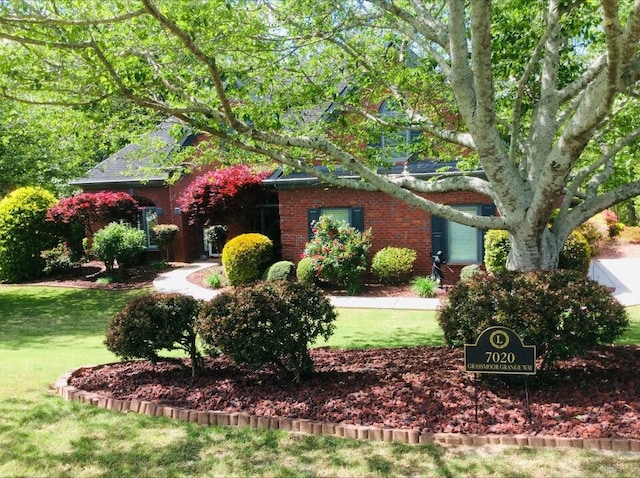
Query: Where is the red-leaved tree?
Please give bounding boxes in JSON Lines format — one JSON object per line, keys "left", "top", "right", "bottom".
{"left": 178, "top": 166, "right": 270, "bottom": 230}
{"left": 47, "top": 191, "right": 139, "bottom": 259}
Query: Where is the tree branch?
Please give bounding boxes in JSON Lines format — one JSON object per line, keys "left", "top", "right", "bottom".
{"left": 140, "top": 0, "right": 243, "bottom": 132}
{"left": 0, "top": 8, "right": 147, "bottom": 27}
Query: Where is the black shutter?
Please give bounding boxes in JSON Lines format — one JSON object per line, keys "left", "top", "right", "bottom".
{"left": 308, "top": 209, "right": 320, "bottom": 239}
{"left": 351, "top": 207, "right": 364, "bottom": 232}
{"left": 479, "top": 204, "right": 497, "bottom": 261}
{"left": 431, "top": 215, "right": 446, "bottom": 259}
{"left": 481, "top": 204, "right": 496, "bottom": 217}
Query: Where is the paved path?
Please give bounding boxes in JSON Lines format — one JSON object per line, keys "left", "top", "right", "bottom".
{"left": 154, "top": 259, "right": 640, "bottom": 309}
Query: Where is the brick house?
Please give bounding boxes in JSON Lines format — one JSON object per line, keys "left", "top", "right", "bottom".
{"left": 71, "top": 117, "right": 280, "bottom": 263}
{"left": 74, "top": 116, "right": 493, "bottom": 282}
{"left": 267, "top": 162, "right": 494, "bottom": 283}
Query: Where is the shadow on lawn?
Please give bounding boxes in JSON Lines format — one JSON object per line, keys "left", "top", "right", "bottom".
{"left": 0, "top": 287, "right": 140, "bottom": 349}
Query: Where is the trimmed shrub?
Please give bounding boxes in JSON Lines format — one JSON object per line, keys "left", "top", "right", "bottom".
{"left": 302, "top": 215, "right": 372, "bottom": 294}
{"left": 92, "top": 222, "right": 147, "bottom": 272}
{"left": 411, "top": 276, "right": 437, "bottom": 298}
{"left": 104, "top": 292, "right": 203, "bottom": 376}
{"left": 483, "top": 229, "right": 510, "bottom": 275}
{"left": 265, "top": 260, "right": 295, "bottom": 281}
{"left": 197, "top": 280, "right": 336, "bottom": 382}
{"left": 296, "top": 257, "right": 316, "bottom": 284}
{"left": 151, "top": 224, "right": 179, "bottom": 260}
{"left": 221, "top": 233, "right": 273, "bottom": 286}
{"left": 459, "top": 264, "right": 483, "bottom": 283}
{"left": 577, "top": 219, "right": 607, "bottom": 256}
{"left": 0, "top": 186, "right": 58, "bottom": 283}
{"left": 436, "top": 270, "right": 629, "bottom": 370}
{"left": 204, "top": 224, "right": 228, "bottom": 254}
{"left": 371, "top": 247, "right": 417, "bottom": 284}
{"left": 619, "top": 225, "right": 640, "bottom": 244}
{"left": 558, "top": 230, "right": 591, "bottom": 275}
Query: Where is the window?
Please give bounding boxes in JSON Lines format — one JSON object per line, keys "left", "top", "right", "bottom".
{"left": 138, "top": 207, "right": 163, "bottom": 250}
{"left": 431, "top": 205, "right": 495, "bottom": 263}
{"left": 378, "top": 100, "right": 422, "bottom": 162}
{"left": 307, "top": 207, "right": 364, "bottom": 239}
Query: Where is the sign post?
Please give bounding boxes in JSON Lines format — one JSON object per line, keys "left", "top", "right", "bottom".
{"left": 464, "top": 326, "right": 537, "bottom": 423}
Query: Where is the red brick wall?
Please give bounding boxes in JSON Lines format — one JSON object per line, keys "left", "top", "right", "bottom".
{"left": 278, "top": 186, "right": 492, "bottom": 281}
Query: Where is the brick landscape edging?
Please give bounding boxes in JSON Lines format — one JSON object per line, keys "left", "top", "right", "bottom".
{"left": 54, "top": 367, "right": 640, "bottom": 452}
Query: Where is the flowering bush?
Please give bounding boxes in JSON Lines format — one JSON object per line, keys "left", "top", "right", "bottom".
{"left": 178, "top": 166, "right": 269, "bottom": 225}
{"left": 41, "top": 243, "right": 78, "bottom": 274}
{"left": 302, "top": 215, "right": 372, "bottom": 294}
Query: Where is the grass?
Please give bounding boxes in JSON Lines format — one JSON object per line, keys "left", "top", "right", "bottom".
{"left": 1, "top": 286, "right": 639, "bottom": 477}
{"left": 316, "top": 308, "right": 444, "bottom": 349}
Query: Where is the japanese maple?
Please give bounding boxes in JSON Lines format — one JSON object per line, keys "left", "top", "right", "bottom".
{"left": 178, "top": 166, "right": 269, "bottom": 226}
{"left": 47, "top": 191, "right": 139, "bottom": 231}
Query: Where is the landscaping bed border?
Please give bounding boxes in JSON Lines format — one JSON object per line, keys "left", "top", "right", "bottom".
{"left": 54, "top": 366, "right": 640, "bottom": 452}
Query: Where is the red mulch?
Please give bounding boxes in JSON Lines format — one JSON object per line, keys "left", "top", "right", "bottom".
{"left": 69, "top": 345, "right": 640, "bottom": 439}
{"left": 20, "top": 260, "right": 181, "bottom": 291}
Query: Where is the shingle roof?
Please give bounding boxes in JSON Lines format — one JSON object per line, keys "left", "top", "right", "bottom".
{"left": 71, "top": 117, "right": 195, "bottom": 188}
{"left": 265, "top": 160, "right": 480, "bottom": 187}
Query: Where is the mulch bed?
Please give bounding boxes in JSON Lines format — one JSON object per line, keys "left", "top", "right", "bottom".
{"left": 69, "top": 345, "right": 640, "bottom": 439}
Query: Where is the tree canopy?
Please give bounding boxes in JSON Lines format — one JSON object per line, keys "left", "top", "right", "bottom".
{"left": 0, "top": 95, "right": 162, "bottom": 197}
{"left": 2, "top": 0, "right": 640, "bottom": 270}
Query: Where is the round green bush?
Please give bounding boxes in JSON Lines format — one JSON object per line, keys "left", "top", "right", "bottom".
{"left": 558, "top": 230, "right": 591, "bottom": 275}
{"left": 104, "top": 292, "right": 203, "bottom": 376}
{"left": 483, "top": 229, "right": 510, "bottom": 275}
{"left": 0, "top": 186, "right": 58, "bottom": 283}
{"left": 371, "top": 246, "right": 417, "bottom": 284}
{"left": 92, "top": 222, "right": 147, "bottom": 272}
{"left": 265, "top": 260, "right": 295, "bottom": 281}
{"left": 459, "top": 264, "right": 483, "bottom": 282}
{"left": 436, "top": 270, "right": 629, "bottom": 370}
{"left": 197, "top": 280, "right": 336, "bottom": 382}
{"left": 221, "top": 233, "right": 273, "bottom": 286}
{"left": 296, "top": 257, "right": 316, "bottom": 284}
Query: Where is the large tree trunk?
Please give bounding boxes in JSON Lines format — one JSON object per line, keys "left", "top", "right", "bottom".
{"left": 507, "top": 228, "right": 561, "bottom": 271}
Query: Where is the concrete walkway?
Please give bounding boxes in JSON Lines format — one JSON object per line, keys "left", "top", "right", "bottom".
{"left": 153, "top": 259, "right": 640, "bottom": 309}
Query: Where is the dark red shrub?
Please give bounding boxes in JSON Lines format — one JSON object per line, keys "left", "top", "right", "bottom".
{"left": 105, "top": 293, "right": 203, "bottom": 376}
{"left": 197, "top": 280, "right": 336, "bottom": 382}
{"left": 47, "top": 191, "right": 139, "bottom": 227}
{"left": 436, "top": 270, "right": 629, "bottom": 370}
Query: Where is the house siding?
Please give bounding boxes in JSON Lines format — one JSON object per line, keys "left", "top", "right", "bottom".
{"left": 277, "top": 186, "right": 492, "bottom": 282}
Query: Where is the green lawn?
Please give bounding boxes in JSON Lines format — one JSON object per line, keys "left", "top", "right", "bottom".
{"left": 1, "top": 286, "right": 639, "bottom": 477}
